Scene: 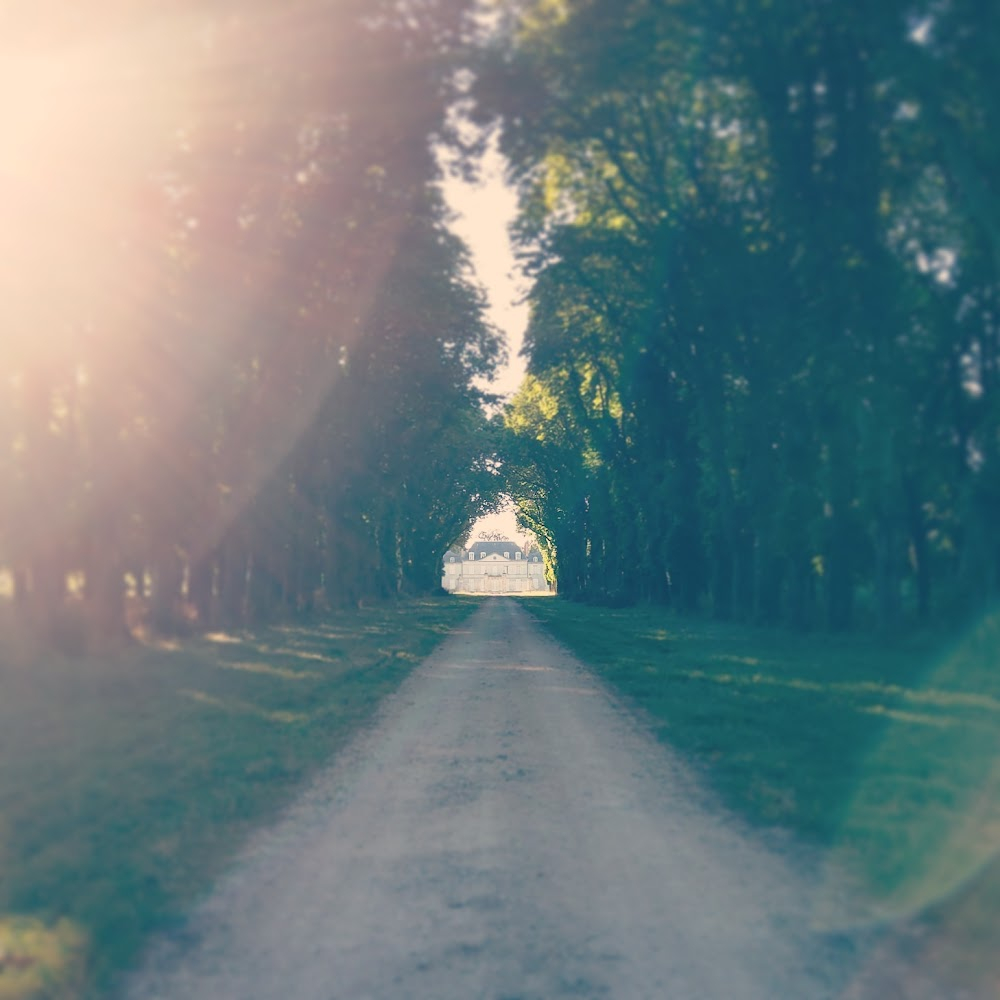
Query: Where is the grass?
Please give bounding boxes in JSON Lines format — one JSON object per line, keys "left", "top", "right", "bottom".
{"left": 522, "top": 598, "right": 1000, "bottom": 992}
{"left": 0, "top": 597, "right": 479, "bottom": 999}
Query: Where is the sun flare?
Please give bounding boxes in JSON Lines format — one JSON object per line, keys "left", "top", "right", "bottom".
{"left": 1, "top": 21, "right": 188, "bottom": 362}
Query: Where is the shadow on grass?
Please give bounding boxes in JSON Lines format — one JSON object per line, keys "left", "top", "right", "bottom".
{"left": 0, "top": 597, "right": 480, "bottom": 999}
{"left": 524, "top": 604, "right": 998, "bottom": 879}
{"left": 524, "top": 598, "right": 1000, "bottom": 995}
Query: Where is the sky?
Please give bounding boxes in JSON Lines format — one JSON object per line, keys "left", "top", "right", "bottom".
{"left": 443, "top": 138, "right": 533, "bottom": 546}
{"left": 445, "top": 137, "right": 529, "bottom": 399}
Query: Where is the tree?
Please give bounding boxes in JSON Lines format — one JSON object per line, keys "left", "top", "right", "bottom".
{"left": 0, "top": 0, "right": 502, "bottom": 644}
{"left": 479, "top": 0, "right": 1000, "bottom": 629}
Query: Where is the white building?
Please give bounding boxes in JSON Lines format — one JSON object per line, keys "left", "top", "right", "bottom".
{"left": 442, "top": 540, "right": 548, "bottom": 594}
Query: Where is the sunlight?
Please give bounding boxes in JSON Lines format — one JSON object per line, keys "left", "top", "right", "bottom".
{"left": 1, "top": 19, "right": 189, "bottom": 365}
{"left": 908, "top": 15, "right": 934, "bottom": 45}
{"left": 0, "top": 916, "right": 87, "bottom": 998}
{"left": 0, "top": 3, "right": 400, "bottom": 587}
{"left": 858, "top": 704, "right": 956, "bottom": 729}
{"left": 252, "top": 645, "right": 342, "bottom": 665}
{"left": 179, "top": 688, "right": 308, "bottom": 725}
{"left": 683, "top": 667, "right": 1000, "bottom": 720}
{"left": 220, "top": 660, "right": 322, "bottom": 682}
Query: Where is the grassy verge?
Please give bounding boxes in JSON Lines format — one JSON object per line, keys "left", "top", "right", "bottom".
{"left": 0, "top": 597, "right": 479, "bottom": 998}
{"left": 522, "top": 598, "right": 1000, "bottom": 990}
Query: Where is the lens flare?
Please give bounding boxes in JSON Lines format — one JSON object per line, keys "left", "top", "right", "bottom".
{"left": 816, "top": 611, "right": 1000, "bottom": 928}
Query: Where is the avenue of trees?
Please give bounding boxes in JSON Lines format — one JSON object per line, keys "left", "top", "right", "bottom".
{"left": 483, "top": 0, "right": 1000, "bottom": 629}
{"left": 5, "top": 0, "right": 999, "bottom": 644}
{"left": 0, "top": 0, "right": 503, "bottom": 642}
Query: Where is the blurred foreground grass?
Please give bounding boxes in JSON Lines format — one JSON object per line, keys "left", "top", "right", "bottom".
{"left": 524, "top": 599, "right": 1000, "bottom": 996}
{"left": 0, "top": 597, "right": 478, "bottom": 999}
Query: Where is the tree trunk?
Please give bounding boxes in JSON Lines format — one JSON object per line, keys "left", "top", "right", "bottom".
{"left": 826, "top": 511, "right": 854, "bottom": 632}
{"left": 904, "top": 478, "right": 931, "bottom": 623}
{"left": 30, "top": 555, "right": 66, "bottom": 634}
{"left": 151, "top": 544, "right": 184, "bottom": 634}
{"left": 712, "top": 546, "right": 734, "bottom": 620}
{"left": 755, "top": 553, "right": 785, "bottom": 626}
{"left": 826, "top": 432, "right": 856, "bottom": 632}
{"left": 217, "top": 533, "right": 248, "bottom": 627}
{"left": 786, "top": 557, "right": 812, "bottom": 631}
{"left": 874, "top": 513, "right": 902, "bottom": 632}
{"left": 89, "top": 555, "right": 128, "bottom": 643}
{"left": 12, "top": 566, "right": 29, "bottom": 605}
{"left": 187, "top": 551, "right": 215, "bottom": 628}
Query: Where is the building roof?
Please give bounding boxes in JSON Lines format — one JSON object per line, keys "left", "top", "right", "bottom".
{"left": 442, "top": 540, "right": 544, "bottom": 565}
{"left": 468, "top": 540, "right": 524, "bottom": 558}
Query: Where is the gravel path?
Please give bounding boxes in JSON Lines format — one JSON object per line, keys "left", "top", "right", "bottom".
{"left": 122, "top": 598, "right": 853, "bottom": 999}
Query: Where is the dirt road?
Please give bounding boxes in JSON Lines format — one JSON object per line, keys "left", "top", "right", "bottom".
{"left": 123, "top": 598, "right": 851, "bottom": 999}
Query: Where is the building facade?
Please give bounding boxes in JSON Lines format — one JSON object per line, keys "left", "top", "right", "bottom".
{"left": 442, "top": 540, "right": 548, "bottom": 594}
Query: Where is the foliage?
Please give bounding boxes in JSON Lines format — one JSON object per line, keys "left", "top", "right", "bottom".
{"left": 0, "top": 0, "right": 501, "bottom": 641}
{"left": 481, "top": 0, "right": 1000, "bottom": 629}
{"left": 521, "top": 596, "right": 1000, "bottom": 994}
{"left": 0, "top": 598, "right": 479, "bottom": 996}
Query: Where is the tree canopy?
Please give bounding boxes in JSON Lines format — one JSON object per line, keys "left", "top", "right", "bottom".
{"left": 1, "top": 0, "right": 503, "bottom": 643}
{"left": 5, "top": 0, "right": 999, "bottom": 641}
{"left": 479, "top": 0, "right": 1000, "bottom": 628}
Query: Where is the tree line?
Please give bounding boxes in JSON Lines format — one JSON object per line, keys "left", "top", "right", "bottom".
{"left": 1, "top": 0, "right": 502, "bottom": 644}
{"left": 480, "top": 0, "right": 1000, "bottom": 629}
{"left": 8, "top": 0, "right": 998, "bottom": 644}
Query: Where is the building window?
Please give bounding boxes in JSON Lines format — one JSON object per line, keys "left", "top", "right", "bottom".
{"left": 480, "top": 552, "right": 486, "bottom": 559}
{"left": 516, "top": 552, "right": 521, "bottom": 560}
{"left": 468, "top": 552, "right": 474, "bottom": 561}
{"left": 504, "top": 552, "right": 510, "bottom": 559}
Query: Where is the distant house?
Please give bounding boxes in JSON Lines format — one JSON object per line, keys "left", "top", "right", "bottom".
{"left": 442, "top": 540, "right": 547, "bottom": 594}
